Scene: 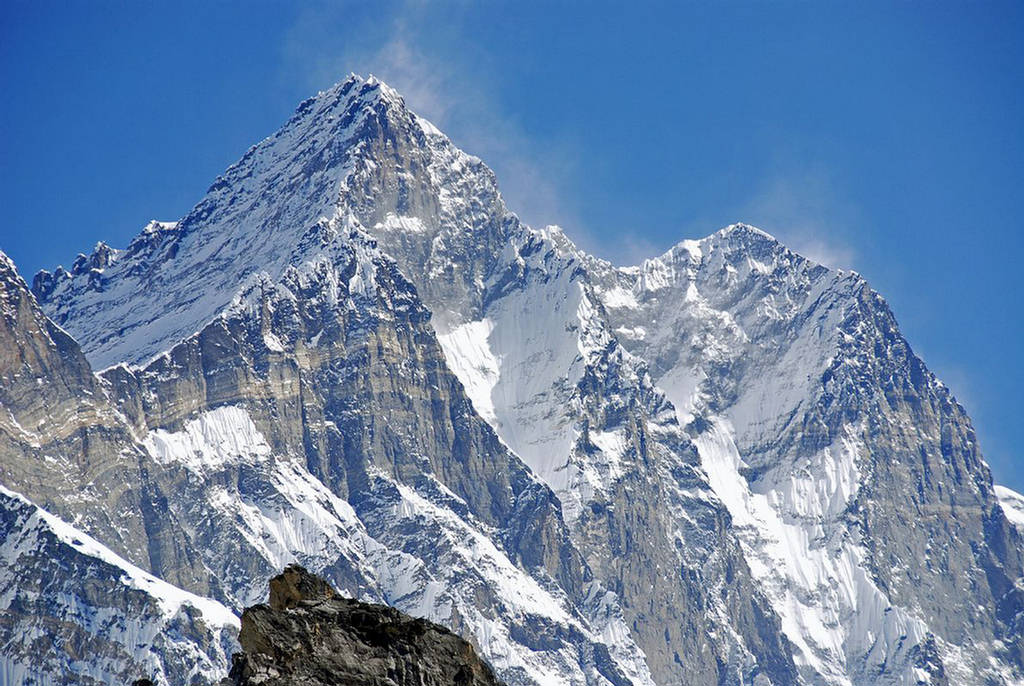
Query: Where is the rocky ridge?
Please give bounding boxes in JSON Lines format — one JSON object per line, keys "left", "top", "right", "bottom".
{"left": 1, "top": 226, "right": 651, "bottom": 684}
{"left": 585, "top": 225, "right": 1024, "bottom": 683}
{"left": 224, "top": 564, "right": 504, "bottom": 686}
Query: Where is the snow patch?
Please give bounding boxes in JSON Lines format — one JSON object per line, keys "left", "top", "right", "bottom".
{"left": 600, "top": 285, "right": 639, "bottom": 309}
{"left": 694, "top": 418, "right": 928, "bottom": 684}
{"left": 144, "top": 405, "right": 271, "bottom": 472}
{"left": 995, "top": 485, "right": 1024, "bottom": 531}
{"left": 436, "top": 319, "right": 501, "bottom": 424}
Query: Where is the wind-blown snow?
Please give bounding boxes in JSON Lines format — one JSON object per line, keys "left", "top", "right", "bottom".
{"left": 995, "top": 485, "right": 1024, "bottom": 531}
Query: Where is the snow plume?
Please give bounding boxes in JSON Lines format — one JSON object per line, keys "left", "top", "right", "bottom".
{"left": 737, "top": 168, "right": 858, "bottom": 269}
{"left": 280, "top": 0, "right": 584, "bottom": 238}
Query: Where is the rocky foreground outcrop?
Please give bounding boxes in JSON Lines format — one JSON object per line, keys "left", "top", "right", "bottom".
{"left": 224, "top": 565, "right": 504, "bottom": 686}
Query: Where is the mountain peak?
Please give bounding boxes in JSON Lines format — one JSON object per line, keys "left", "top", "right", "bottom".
{"left": 296, "top": 73, "right": 409, "bottom": 127}
{"left": 30, "top": 72, "right": 460, "bottom": 369}
{"left": 712, "top": 222, "right": 777, "bottom": 243}
{"left": 363, "top": 73, "right": 402, "bottom": 99}
{"left": 0, "top": 250, "right": 17, "bottom": 278}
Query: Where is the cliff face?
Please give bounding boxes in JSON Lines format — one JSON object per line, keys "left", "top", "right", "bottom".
{"left": 1, "top": 230, "right": 646, "bottom": 684}
{"left": 0, "top": 483, "right": 237, "bottom": 686}
{"left": 586, "top": 226, "right": 1024, "bottom": 683}
{"left": 225, "top": 565, "right": 504, "bottom": 686}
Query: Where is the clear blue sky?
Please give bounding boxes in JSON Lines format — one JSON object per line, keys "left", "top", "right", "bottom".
{"left": 2, "top": 1, "right": 1022, "bottom": 489}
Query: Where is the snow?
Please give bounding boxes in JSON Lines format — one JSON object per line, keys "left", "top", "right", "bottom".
{"left": 0, "top": 484, "right": 238, "bottom": 630}
{"left": 414, "top": 113, "right": 444, "bottom": 138}
{"left": 694, "top": 418, "right": 928, "bottom": 684}
{"left": 27, "top": 75, "right": 660, "bottom": 683}
{"left": 727, "top": 277, "right": 846, "bottom": 450}
{"left": 995, "top": 485, "right": 1024, "bottom": 530}
{"left": 375, "top": 213, "right": 429, "bottom": 234}
{"left": 436, "top": 272, "right": 584, "bottom": 494}
{"left": 143, "top": 405, "right": 387, "bottom": 606}
{"left": 144, "top": 405, "right": 271, "bottom": 472}
{"left": 600, "top": 285, "right": 639, "bottom": 309}
{"left": 716, "top": 222, "right": 777, "bottom": 242}
{"left": 139, "top": 405, "right": 654, "bottom": 685}
{"left": 386, "top": 477, "right": 655, "bottom": 686}
{"left": 36, "top": 75, "right": 391, "bottom": 370}
{"left": 346, "top": 226, "right": 382, "bottom": 297}
{"left": 436, "top": 319, "right": 501, "bottom": 424}
{"left": 586, "top": 429, "right": 629, "bottom": 482}
{"left": 585, "top": 226, "right": 955, "bottom": 684}
{"left": 392, "top": 481, "right": 574, "bottom": 625}
{"left": 638, "top": 256, "right": 674, "bottom": 292}
{"left": 263, "top": 331, "right": 286, "bottom": 352}
{"left": 655, "top": 364, "right": 704, "bottom": 424}
{"left": 23, "top": 65, "right": 1020, "bottom": 685}
{"left": 613, "top": 325, "right": 646, "bottom": 340}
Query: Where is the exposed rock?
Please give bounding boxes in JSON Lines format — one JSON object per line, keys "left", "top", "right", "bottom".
{"left": 587, "top": 225, "right": 1024, "bottom": 683}
{"left": 0, "top": 252, "right": 221, "bottom": 597}
{"left": 0, "top": 485, "right": 237, "bottom": 686}
{"left": 225, "top": 565, "right": 504, "bottom": 686}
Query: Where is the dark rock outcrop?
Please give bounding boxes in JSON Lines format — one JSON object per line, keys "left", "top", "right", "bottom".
{"left": 225, "top": 565, "right": 504, "bottom": 686}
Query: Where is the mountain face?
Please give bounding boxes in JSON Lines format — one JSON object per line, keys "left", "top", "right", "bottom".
{"left": 584, "top": 230, "right": 1024, "bottom": 684}
{"left": 1, "top": 74, "right": 1021, "bottom": 685}
{"left": 224, "top": 564, "right": 505, "bottom": 686}
{"left": 6, "top": 219, "right": 652, "bottom": 685}
{"left": 0, "top": 484, "right": 236, "bottom": 686}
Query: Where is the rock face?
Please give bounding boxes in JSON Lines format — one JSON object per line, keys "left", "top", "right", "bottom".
{"left": 0, "top": 485, "right": 237, "bottom": 686}
{"left": 1, "top": 234, "right": 650, "bottom": 684}
{"left": 0, "top": 74, "right": 1021, "bottom": 686}
{"left": 225, "top": 564, "right": 504, "bottom": 686}
{"left": 584, "top": 226, "right": 1024, "bottom": 684}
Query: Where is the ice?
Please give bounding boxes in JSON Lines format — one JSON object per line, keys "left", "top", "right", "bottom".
{"left": 36, "top": 76, "right": 394, "bottom": 370}
{"left": 694, "top": 419, "right": 928, "bottom": 683}
{"left": 140, "top": 405, "right": 654, "bottom": 684}
{"left": 144, "top": 405, "right": 272, "bottom": 472}
{"left": 23, "top": 64, "right": 1019, "bottom": 684}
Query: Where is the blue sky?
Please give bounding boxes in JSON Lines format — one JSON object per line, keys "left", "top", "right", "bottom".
{"left": 2, "top": 1, "right": 1022, "bottom": 489}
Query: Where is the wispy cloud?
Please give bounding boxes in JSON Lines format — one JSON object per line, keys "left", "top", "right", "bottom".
{"left": 604, "top": 231, "right": 667, "bottom": 267}
{"left": 277, "top": 7, "right": 860, "bottom": 274}
{"left": 736, "top": 168, "right": 858, "bottom": 269}
{"left": 277, "top": 0, "right": 584, "bottom": 236}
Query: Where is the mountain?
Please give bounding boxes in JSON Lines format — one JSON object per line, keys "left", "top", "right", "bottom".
{"left": 0, "top": 74, "right": 1020, "bottom": 685}
{"left": 585, "top": 228, "right": 1024, "bottom": 683}
{"left": 4, "top": 223, "right": 652, "bottom": 684}
{"left": 224, "top": 564, "right": 505, "bottom": 686}
{"left": 0, "top": 484, "right": 236, "bottom": 685}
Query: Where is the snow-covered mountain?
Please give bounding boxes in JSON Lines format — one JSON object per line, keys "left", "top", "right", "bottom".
{"left": 1, "top": 74, "right": 1021, "bottom": 685}
{"left": 585, "top": 228, "right": 1024, "bottom": 683}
